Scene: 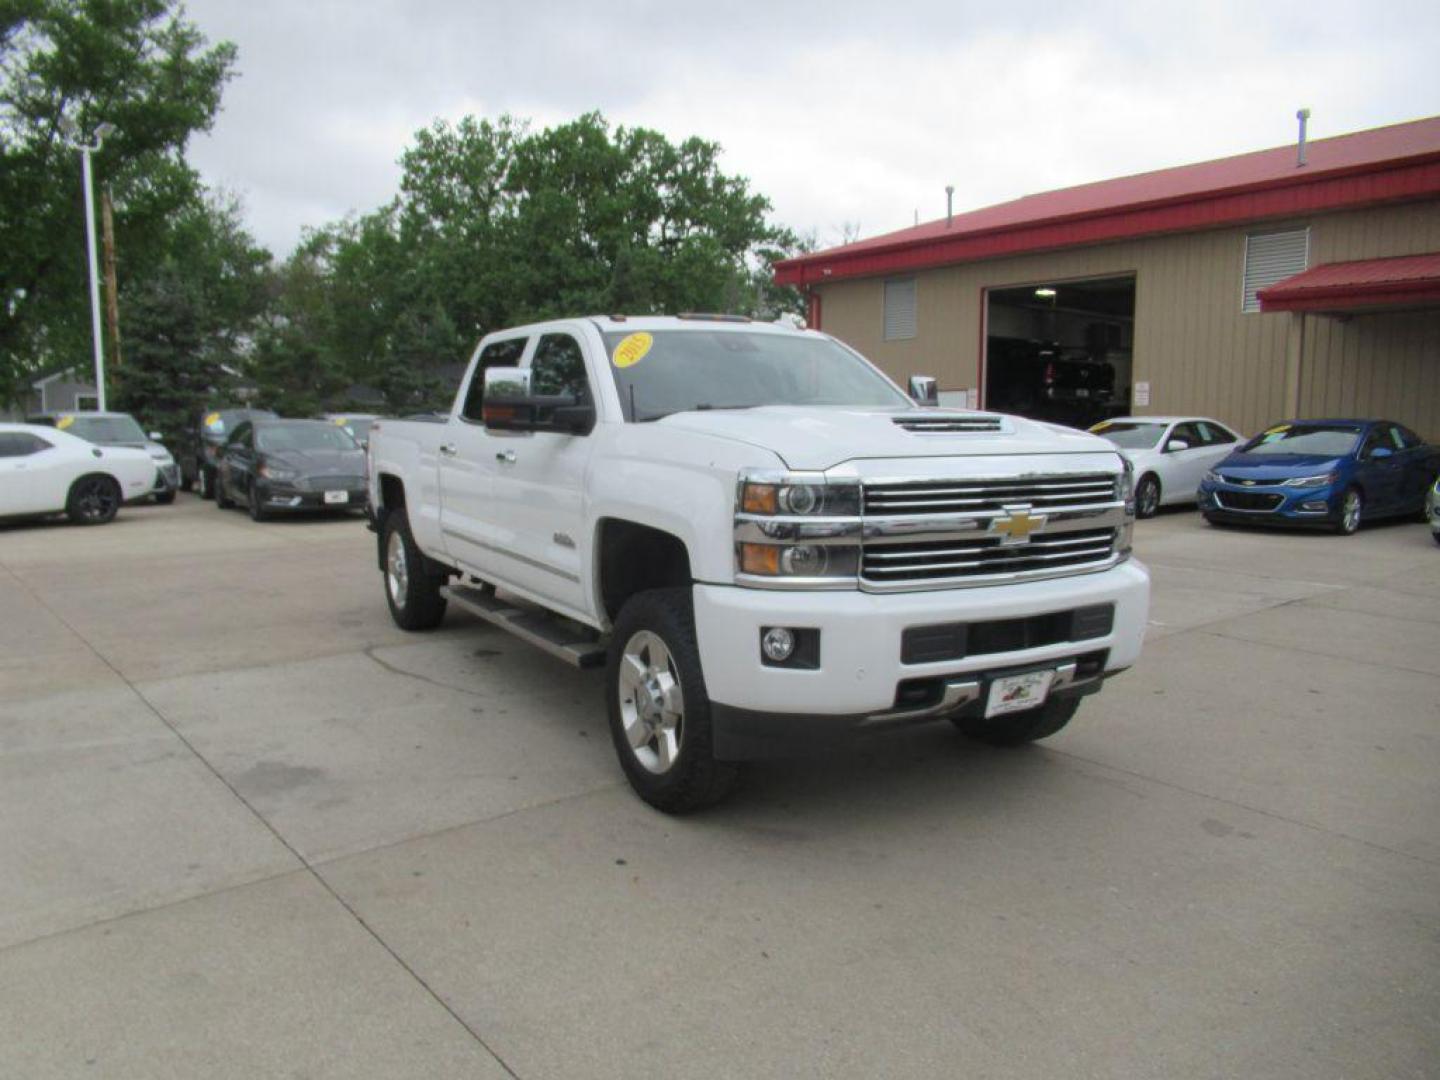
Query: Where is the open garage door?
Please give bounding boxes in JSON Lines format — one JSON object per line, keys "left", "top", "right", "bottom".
{"left": 984, "top": 275, "right": 1135, "bottom": 428}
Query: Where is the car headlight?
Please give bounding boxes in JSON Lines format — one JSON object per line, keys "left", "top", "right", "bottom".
{"left": 736, "top": 471, "right": 861, "bottom": 585}
{"left": 1281, "top": 472, "right": 1338, "bottom": 488}
{"left": 259, "top": 464, "right": 298, "bottom": 481}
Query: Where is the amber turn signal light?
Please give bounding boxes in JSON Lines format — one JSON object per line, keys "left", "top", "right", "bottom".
{"left": 741, "top": 483, "right": 778, "bottom": 515}
{"left": 739, "top": 543, "right": 781, "bottom": 575}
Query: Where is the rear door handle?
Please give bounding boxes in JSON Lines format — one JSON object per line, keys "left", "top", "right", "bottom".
{"left": 496, "top": 450, "right": 517, "bottom": 464}
{"left": 439, "top": 443, "right": 458, "bottom": 458}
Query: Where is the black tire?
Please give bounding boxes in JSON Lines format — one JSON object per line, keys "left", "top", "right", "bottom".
{"left": 1135, "top": 474, "right": 1161, "bottom": 519}
{"left": 1203, "top": 512, "right": 1228, "bottom": 528}
{"left": 180, "top": 471, "right": 194, "bottom": 493}
{"left": 215, "top": 473, "right": 234, "bottom": 509}
{"left": 1433, "top": 531, "right": 1440, "bottom": 547}
{"left": 953, "top": 695, "right": 1082, "bottom": 747}
{"left": 154, "top": 489, "right": 177, "bottom": 506}
{"left": 247, "top": 483, "right": 268, "bottom": 522}
{"left": 65, "top": 474, "right": 122, "bottom": 526}
{"left": 605, "top": 587, "right": 738, "bottom": 813}
{"left": 1334, "top": 486, "right": 1362, "bottom": 536}
{"left": 198, "top": 464, "right": 216, "bottom": 500}
{"left": 382, "top": 509, "right": 447, "bottom": 630}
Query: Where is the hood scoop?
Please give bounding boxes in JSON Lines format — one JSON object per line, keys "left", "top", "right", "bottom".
{"left": 893, "top": 412, "right": 1005, "bottom": 434}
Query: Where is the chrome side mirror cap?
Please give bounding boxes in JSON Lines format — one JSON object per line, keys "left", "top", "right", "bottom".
{"left": 908, "top": 375, "right": 939, "bottom": 407}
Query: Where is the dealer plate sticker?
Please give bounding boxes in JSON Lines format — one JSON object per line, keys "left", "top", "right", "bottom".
{"left": 324, "top": 490, "right": 349, "bottom": 505}
{"left": 984, "top": 670, "right": 1055, "bottom": 718}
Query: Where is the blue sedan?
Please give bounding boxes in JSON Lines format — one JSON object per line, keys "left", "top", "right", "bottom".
{"left": 1198, "top": 419, "right": 1440, "bottom": 535}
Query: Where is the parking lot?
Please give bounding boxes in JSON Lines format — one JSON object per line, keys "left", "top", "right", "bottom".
{"left": 2, "top": 495, "right": 1437, "bottom": 1079}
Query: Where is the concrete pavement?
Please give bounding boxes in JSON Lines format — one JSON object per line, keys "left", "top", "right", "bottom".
{"left": 1, "top": 495, "right": 1437, "bottom": 1077}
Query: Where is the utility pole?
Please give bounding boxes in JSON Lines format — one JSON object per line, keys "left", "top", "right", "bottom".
{"left": 61, "top": 119, "right": 116, "bottom": 411}
{"left": 101, "top": 186, "right": 121, "bottom": 376}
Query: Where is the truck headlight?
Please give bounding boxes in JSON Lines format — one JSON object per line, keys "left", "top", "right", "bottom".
{"left": 739, "top": 543, "right": 859, "bottom": 579}
{"left": 736, "top": 470, "right": 861, "bottom": 586}
{"left": 740, "top": 478, "right": 860, "bottom": 517}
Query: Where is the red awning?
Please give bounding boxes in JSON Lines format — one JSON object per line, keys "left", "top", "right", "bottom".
{"left": 1257, "top": 252, "right": 1440, "bottom": 313}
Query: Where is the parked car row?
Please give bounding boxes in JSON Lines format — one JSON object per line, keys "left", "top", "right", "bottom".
{"left": 1, "top": 403, "right": 375, "bottom": 529}
{"left": 1091, "top": 415, "right": 1440, "bottom": 537}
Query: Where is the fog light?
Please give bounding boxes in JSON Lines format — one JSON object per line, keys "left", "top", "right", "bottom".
{"left": 761, "top": 627, "right": 795, "bottom": 663}
{"left": 1300, "top": 500, "right": 1328, "bottom": 512}
{"left": 779, "top": 544, "right": 827, "bottom": 575}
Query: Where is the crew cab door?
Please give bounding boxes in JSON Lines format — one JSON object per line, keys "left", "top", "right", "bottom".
{"left": 438, "top": 335, "right": 531, "bottom": 574}
{"left": 485, "top": 330, "right": 597, "bottom": 616}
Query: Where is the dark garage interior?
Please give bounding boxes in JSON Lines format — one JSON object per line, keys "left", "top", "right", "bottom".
{"left": 984, "top": 275, "right": 1136, "bottom": 428}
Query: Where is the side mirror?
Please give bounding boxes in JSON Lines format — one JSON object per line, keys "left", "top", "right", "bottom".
{"left": 482, "top": 367, "right": 595, "bottom": 435}
{"left": 148, "top": 431, "right": 164, "bottom": 441}
{"left": 908, "top": 375, "right": 939, "bottom": 407}
{"left": 1165, "top": 439, "right": 1190, "bottom": 453}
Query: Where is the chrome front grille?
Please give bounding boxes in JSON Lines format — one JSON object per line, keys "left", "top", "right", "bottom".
{"left": 301, "top": 474, "right": 366, "bottom": 491}
{"left": 859, "top": 472, "right": 1126, "bottom": 589}
{"left": 863, "top": 529, "right": 1117, "bottom": 584}
{"left": 863, "top": 474, "right": 1117, "bottom": 516}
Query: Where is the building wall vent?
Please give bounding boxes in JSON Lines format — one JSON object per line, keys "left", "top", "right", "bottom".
{"left": 883, "top": 277, "right": 918, "bottom": 340}
{"left": 1242, "top": 228, "right": 1309, "bottom": 313}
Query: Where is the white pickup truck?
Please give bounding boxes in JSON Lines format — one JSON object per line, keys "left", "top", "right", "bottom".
{"left": 367, "top": 315, "right": 1149, "bottom": 811}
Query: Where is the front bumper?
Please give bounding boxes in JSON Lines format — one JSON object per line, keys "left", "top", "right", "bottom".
{"left": 152, "top": 463, "right": 180, "bottom": 493}
{"left": 692, "top": 559, "right": 1149, "bottom": 722}
{"left": 255, "top": 481, "right": 369, "bottom": 512}
{"left": 1198, "top": 480, "right": 1343, "bottom": 527}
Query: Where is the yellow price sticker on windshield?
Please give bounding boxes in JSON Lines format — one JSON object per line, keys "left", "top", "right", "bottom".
{"left": 56, "top": 414, "right": 75, "bottom": 430}
{"left": 1090, "top": 421, "right": 1112, "bottom": 432}
{"left": 203, "top": 412, "right": 222, "bottom": 429}
{"left": 612, "top": 332, "right": 653, "bottom": 369}
{"left": 1263, "top": 424, "right": 1291, "bottom": 435}
{"left": 333, "top": 417, "right": 348, "bottom": 425}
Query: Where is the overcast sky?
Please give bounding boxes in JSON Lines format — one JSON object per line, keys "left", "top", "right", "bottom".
{"left": 181, "top": 0, "right": 1440, "bottom": 258}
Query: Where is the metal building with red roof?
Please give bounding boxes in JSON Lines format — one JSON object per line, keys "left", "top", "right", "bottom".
{"left": 774, "top": 116, "right": 1440, "bottom": 440}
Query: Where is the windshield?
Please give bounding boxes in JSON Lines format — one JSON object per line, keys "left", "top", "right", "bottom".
{"left": 256, "top": 424, "right": 359, "bottom": 453}
{"left": 1090, "top": 421, "right": 1165, "bottom": 449}
{"left": 203, "top": 409, "right": 275, "bottom": 440}
{"left": 1242, "top": 424, "right": 1361, "bottom": 457}
{"left": 62, "top": 415, "right": 147, "bottom": 444}
{"left": 603, "top": 329, "right": 909, "bottom": 421}
{"left": 334, "top": 417, "right": 374, "bottom": 440}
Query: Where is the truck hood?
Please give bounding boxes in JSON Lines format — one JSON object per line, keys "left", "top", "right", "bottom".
{"left": 654, "top": 406, "right": 1112, "bottom": 470}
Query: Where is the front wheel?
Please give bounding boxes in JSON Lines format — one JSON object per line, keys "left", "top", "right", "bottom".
{"left": 1335, "top": 487, "right": 1362, "bottom": 535}
{"left": 1135, "top": 474, "right": 1161, "bottom": 519}
{"left": 953, "top": 695, "right": 1081, "bottom": 747}
{"left": 247, "top": 484, "right": 268, "bottom": 522}
{"left": 215, "top": 473, "right": 234, "bottom": 509}
{"left": 65, "top": 474, "right": 122, "bottom": 525}
{"left": 606, "top": 588, "right": 737, "bottom": 813}
{"left": 382, "top": 510, "right": 447, "bottom": 630}
{"left": 154, "top": 489, "right": 177, "bottom": 506}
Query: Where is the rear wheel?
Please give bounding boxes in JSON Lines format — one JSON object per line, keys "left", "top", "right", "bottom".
{"left": 1135, "top": 474, "right": 1161, "bottom": 519}
{"left": 1335, "top": 487, "right": 1362, "bottom": 535}
{"left": 65, "top": 474, "right": 122, "bottom": 525}
{"left": 382, "top": 510, "right": 447, "bottom": 630}
{"left": 606, "top": 588, "right": 737, "bottom": 813}
{"left": 953, "top": 695, "right": 1081, "bottom": 747}
{"left": 247, "top": 484, "right": 268, "bottom": 522}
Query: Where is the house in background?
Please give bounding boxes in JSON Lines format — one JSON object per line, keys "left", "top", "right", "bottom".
{"left": 2, "top": 366, "right": 99, "bottom": 420}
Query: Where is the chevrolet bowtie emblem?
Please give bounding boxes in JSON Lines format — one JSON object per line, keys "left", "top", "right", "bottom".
{"left": 989, "top": 507, "right": 1047, "bottom": 545}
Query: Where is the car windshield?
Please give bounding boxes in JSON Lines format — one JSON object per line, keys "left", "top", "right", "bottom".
{"left": 603, "top": 329, "right": 910, "bottom": 421}
{"left": 62, "top": 415, "right": 147, "bottom": 443}
{"left": 1242, "top": 424, "right": 1362, "bottom": 456}
{"left": 1091, "top": 421, "right": 1166, "bottom": 449}
{"left": 255, "top": 424, "right": 358, "bottom": 453}
{"left": 204, "top": 409, "right": 275, "bottom": 440}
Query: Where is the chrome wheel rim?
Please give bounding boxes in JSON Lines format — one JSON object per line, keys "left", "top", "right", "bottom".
{"left": 617, "top": 630, "right": 685, "bottom": 775}
{"left": 77, "top": 478, "right": 117, "bottom": 521}
{"left": 386, "top": 529, "right": 409, "bottom": 609}
{"left": 1342, "top": 491, "right": 1361, "bottom": 533}
{"left": 1138, "top": 480, "right": 1158, "bottom": 517}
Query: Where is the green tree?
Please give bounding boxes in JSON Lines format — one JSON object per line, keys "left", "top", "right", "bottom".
{"left": 1, "top": 0, "right": 236, "bottom": 404}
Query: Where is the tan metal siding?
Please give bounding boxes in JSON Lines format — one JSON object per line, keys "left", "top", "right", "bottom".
{"left": 814, "top": 200, "right": 1440, "bottom": 440}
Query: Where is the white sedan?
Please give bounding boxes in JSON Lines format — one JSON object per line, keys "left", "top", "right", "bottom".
{"left": 0, "top": 422, "right": 159, "bottom": 525}
{"left": 1089, "top": 416, "right": 1245, "bottom": 518}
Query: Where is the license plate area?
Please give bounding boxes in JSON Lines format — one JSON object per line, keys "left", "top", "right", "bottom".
{"left": 324, "top": 490, "right": 349, "bottom": 505}
{"left": 984, "top": 669, "right": 1054, "bottom": 718}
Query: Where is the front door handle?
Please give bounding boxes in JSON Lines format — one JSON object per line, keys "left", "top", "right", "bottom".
{"left": 439, "top": 443, "right": 458, "bottom": 458}
{"left": 496, "top": 450, "right": 517, "bottom": 465}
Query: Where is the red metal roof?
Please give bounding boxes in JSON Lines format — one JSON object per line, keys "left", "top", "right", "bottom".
{"left": 1257, "top": 252, "right": 1440, "bottom": 313}
{"left": 774, "top": 116, "right": 1440, "bottom": 288}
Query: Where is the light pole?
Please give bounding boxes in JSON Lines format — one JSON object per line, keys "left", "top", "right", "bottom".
{"left": 61, "top": 120, "right": 116, "bottom": 411}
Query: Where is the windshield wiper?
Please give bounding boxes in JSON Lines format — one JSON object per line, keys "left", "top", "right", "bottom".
{"left": 690, "top": 403, "right": 756, "bottom": 411}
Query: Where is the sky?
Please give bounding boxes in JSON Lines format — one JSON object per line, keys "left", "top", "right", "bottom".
{"left": 181, "top": 0, "right": 1440, "bottom": 259}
